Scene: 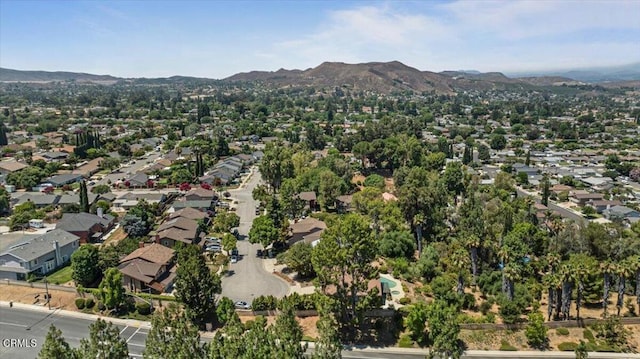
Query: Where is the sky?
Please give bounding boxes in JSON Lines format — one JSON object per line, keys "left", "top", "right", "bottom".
{"left": 1, "top": 0, "right": 639, "bottom": 79}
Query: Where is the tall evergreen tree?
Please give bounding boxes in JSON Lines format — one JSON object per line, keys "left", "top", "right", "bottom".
{"left": 0, "top": 121, "right": 8, "bottom": 146}
{"left": 79, "top": 180, "right": 89, "bottom": 213}
{"left": 38, "top": 325, "right": 76, "bottom": 359}
{"left": 144, "top": 304, "right": 207, "bottom": 359}
{"left": 77, "top": 319, "right": 129, "bottom": 359}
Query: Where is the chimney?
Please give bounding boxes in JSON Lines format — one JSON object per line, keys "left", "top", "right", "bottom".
{"left": 53, "top": 241, "right": 61, "bottom": 267}
{"left": 97, "top": 207, "right": 104, "bottom": 218}
{"left": 139, "top": 241, "right": 145, "bottom": 249}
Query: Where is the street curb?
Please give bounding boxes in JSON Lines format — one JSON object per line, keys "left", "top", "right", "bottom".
{"left": 0, "top": 300, "right": 152, "bottom": 329}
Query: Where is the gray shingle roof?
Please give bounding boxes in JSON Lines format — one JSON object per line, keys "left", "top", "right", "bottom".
{"left": 3, "top": 229, "right": 79, "bottom": 262}
{"left": 56, "top": 212, "right": 114, "bottom": 232}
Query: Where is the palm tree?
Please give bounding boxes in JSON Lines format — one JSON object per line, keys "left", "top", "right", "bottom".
{"left": 616, "top": 257, "right": 634, "bottom": 316}
{"left": 631, "top": 255, "right": 640, "bottom": 314}
{"left": 569, "top": 254, "right": 596, "bottom": 321}
{"left": 559, "top": 263, "right": 573, "bottom": 320}
{"left": 463, "top": 233, "right": 481, "bottom": 286}
{"left": 503, "top": 263, "right": 520, "bottom": 301}
{"left": 450, "top": 245, "right": 470, "bottom": 295}
{"left": 542, "top": 272, "right": 559, "bottom": 321}
{"left": 600, "top": 261, "right": 616, "bottom": 316}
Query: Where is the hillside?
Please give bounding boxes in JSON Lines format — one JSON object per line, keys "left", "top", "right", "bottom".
{"left": 0, "top": 68, "right": 120, "bottom": 83}
{"left": 226, "top": 61, "right": 456, "bottom": 94}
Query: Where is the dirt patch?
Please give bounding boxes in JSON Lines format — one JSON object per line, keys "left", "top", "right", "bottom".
{"left": 103, "top": 226, "right": 127, "bottom": 246}
{"left": 0, "top": 283, "right": 79, "bottom": 310}
{"left": 237, "top": 314, "right": 319, "bottom": 338}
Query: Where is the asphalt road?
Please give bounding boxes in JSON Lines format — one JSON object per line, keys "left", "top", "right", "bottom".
{"left": 1, "top": 306, "right": 638, "bottom": 359}
{"left": 220, "top": 168, "right": 289, "bottom": 303}
{"left": 0, "top": 306, "right": 151, "bottom": 358}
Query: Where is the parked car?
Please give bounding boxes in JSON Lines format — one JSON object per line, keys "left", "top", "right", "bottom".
{"left": 234, "top": 301, "right": 250, "bottom": 309}
{"left": 230, "top": 255, "right": 238, "bottom": 263}
{"left": 256, "top": 249, "right": 263, "bottom": 257}
{"left": 231, "top": 248, "right": 239, "bottom": 257}
{"left": 205, "top": 245, "right": 221, "bottom": 252}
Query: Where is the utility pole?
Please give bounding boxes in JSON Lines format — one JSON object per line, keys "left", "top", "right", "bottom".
{"left": 44, "top": 276, "right": 50, "bottom": 310}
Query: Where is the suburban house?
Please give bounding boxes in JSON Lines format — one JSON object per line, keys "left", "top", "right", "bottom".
{"left": 118, "top": 243, "right": 176, "bottom": 293}
{"left": 570, "top": 191, "right": 604, "bottom": 206}
{"left": 55, "top": 211, "right": 116, "bottom": 244}
{"left": 155, "top": 216, "right": 203, "bottom": 247}
{"left": 0, "top": 160, "right": 28, "bottom": 176}
{"left": 603, "top": 205, "right": 640, "bottom": 223}
{"left": 45, "top": 174, "right": 84, "bottom": 187}
{"left": 169, "top": 207, "right": 209, "bottom": 222}
{"left": 170, "top": 200, "right": 215, "bottom": 212}
{"left": 0, "top": 229, "right": 80, "bottom": 280}
{"left": 72, "top": 157, "right": 103, "bottom": 178}
{"left": 127, "top": 173, "right": 150, "bottom": 188}
{"left": 288, "top": 217, "right": 326, "bottom": 247}
{"left": 184, "top": 187, "right": 217, "bottom": 202}
{"left": 113, "top": 192, "right": 166, "bottom": 211}
{"left": 297, "top": 191, "right": 318, "bottom": 211}
{"left": 41, "top": 151, "right": 69, "bottom": 162}
{"left": 587, "top": 199, "right": 623, "bottom": 214}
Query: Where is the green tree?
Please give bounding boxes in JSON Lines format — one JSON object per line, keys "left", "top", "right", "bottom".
{"left": 490, "top": 134, "right": 507, "bottom": 150}
{"left": 313, "top": 303, "right": 342, "bottom": 359}
{"left": 575, "top": 340, "right": 589, "bottom": 359}
{"left": 71, "top": 245, "right": 100, "bottom": 286}
{"left": 541, "top": 174, "right": 551, "bottom": 206}
{"left": 259, "top": 140, "right": 294, "bottom": 193}
{"left": 363, "top": 174, "right": 385, "bottom": 189}
{"left": 273, "top": 303, "right": 307, "bottom": 358}
{"left": 213, "top": 210, "right": 240, "bottom": 233}
{"left": 215, "top": 297, "right": 236, "bottom": 326}
{"left": 143, "top": 304, "right": 207, "bottom": 359}
{"left": 426, "top": 300, "right": 463, "bottom": 359}
{"left": 77, "top": 318, "right": 129, "bottom": 359}
{"left": 405, "top": 301, "right": 429, "bottom": 343}
{"left": 0, "top": 187, "right": 10, "bottom": 214}
{"left": 318, "top": 169, "right": 344, "bottom": 210}
{"left": 38, "top": 325, "right": 76, "bottom": 359}
{"left": 282, "top": 242, "right": 316, "bottom": 278}
{"left": 248, "top": 215, "right": 280, "bottom": 248}
{"left": 98, "top": 268, "right": 125, "bottom": 311}
{"left": 79, "top": 180, "right": 89, "bottom": 213}
{"left": 525, "top": 311, "right": 548, "bottom": 349}
{"left": 221, "top": 233, "right": 237, "bottom": 252}
{"left": 311, "top": 214, "right": 379, "bottom": 336}
{"left": 477, "top": 144, "right": 490, "bottom": 162}
{"left": 174, "top": 245, "right": 221, "bottom": 327}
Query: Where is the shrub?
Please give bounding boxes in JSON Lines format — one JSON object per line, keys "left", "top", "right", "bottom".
{"left": 525, "top": 312, "right": 548, "bottom": 349}
{"left": 252, "top": 295, "right": 278, "bottom": 311}
{"left": 461, "top": 293, "right": 476, "bottom": 310}
{"left": 583, "top": 328, "right": 595, "bottom": 342}
{"left": 97, "top": 301, "right": 105, "bottom": 311}
{"left": 399, "top": 297, "right": 411, "bottom": 305}
{"left": 84, "top": 298, "right": 95, "bottom": 309}
{"left": 479, "top": 301, "right": 492, "bottom": 315}
{"left": 556, "top": 327, "right": 570, "bottom": 336}
{"left": 498, "top": 299, "right": 523, "bottom": 324}
{"left": 557, "top": 342, "right": 578, "bottom": 351}
{"left": 398, "top": 334, "right": 414, "bottom": 348}
{"left": 136, "top": 302, "right": 151, "bottom": 315}
{"left": 499, "top": 340, "right": 517, "bottom": 351}
{"left": 75, "top": 298, "right": 85, "bottom": 309}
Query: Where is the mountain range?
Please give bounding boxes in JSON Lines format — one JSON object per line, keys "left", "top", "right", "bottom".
{"left": 2, "top": 61, "right": 639, "bottom": 94}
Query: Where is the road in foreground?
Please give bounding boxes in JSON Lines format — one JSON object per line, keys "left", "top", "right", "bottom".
{"left": 2, "top": 306, "right": 638, "bottom": 359}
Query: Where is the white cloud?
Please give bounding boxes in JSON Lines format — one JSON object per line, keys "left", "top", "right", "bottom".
{"left": 262, "top": 0, "right": 640, "bottom": 73}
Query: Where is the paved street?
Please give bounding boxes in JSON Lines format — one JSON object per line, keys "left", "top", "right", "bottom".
{"left": 0, "top": 306, "right": 151, "bottom": 358}
{"left": 220, "top": 168, "right": 289, "bottom": 303}
{"left": 2, "top": 305, "right": 639, "bottom": 359}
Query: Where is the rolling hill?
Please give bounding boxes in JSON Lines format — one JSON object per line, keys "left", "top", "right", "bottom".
{"left": 0, "top": 68, "right": 120, "bottom": 83}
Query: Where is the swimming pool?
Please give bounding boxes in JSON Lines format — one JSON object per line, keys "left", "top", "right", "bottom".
{"left": 380, "top": 276, "right": 397, "bottom": 289}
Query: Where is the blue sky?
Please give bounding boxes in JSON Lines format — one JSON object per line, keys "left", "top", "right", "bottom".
{"left": 1, "top": 0, "right": 639, "bottom": 78}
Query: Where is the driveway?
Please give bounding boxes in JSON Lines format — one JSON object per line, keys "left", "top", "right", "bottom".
{"left": 220, "top": 168, "right": 289, "bottom": 303}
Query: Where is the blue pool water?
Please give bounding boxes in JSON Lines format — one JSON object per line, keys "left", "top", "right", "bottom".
{"left": 380, "top": 276, "right": 397, "bottom": 289}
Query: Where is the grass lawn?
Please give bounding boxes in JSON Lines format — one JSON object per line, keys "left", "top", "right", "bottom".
{"left": 40, "top": 265, "right": 74, "bottom": 285}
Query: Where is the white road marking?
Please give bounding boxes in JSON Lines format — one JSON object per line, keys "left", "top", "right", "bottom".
{"left": 119, "top": 325, "right": 129, "bottom": 335}
{"left": 0, "top": 321, "right": 27, "bottom": 328}
{"left": 126, "top": 327, "right": 141, "bottom": 343}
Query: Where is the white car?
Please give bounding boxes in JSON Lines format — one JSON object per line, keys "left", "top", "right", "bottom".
{"left": 234, "top": 301, "right": 250, "bottom": 309}
{"left": 230, "top": 255, "right": 238, "bottom": 263}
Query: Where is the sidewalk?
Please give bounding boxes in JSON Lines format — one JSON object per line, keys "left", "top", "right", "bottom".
{"left": 0, "top": 300, "right": 152, "bottom": 329}
{"left": 261, "top": 257, "right": 315, "bottom": 295}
